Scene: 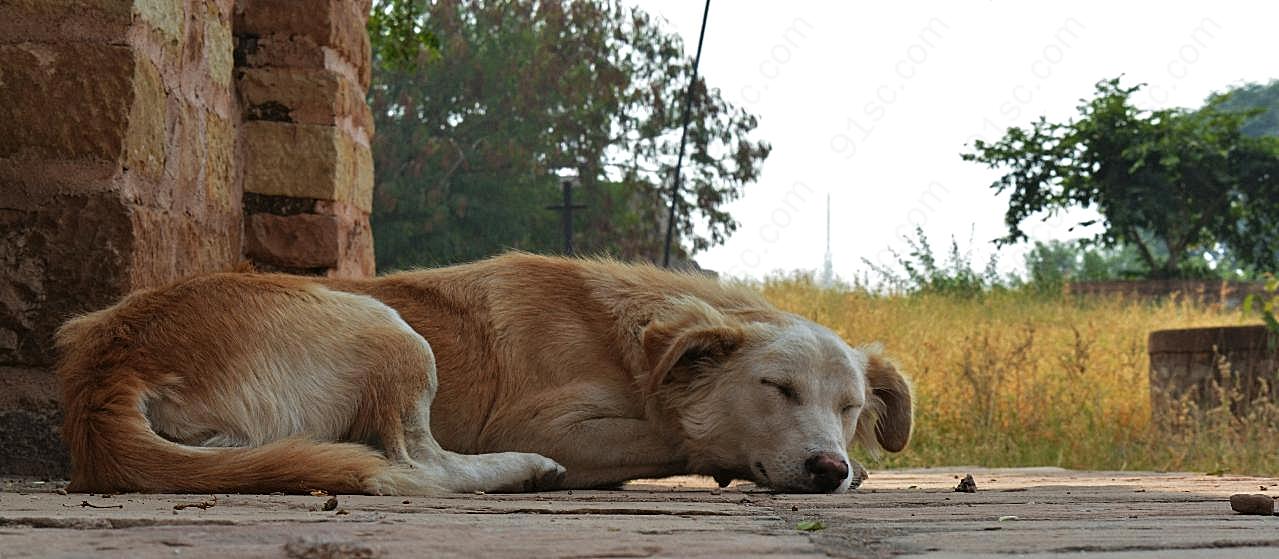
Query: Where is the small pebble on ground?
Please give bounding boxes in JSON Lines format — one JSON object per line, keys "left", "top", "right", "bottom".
{"left": 1229, "top": 493, "right": 1275, "bottom": 515}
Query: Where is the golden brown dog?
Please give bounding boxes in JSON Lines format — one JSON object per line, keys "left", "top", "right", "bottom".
{"left": 57, "top": 253, "right": 911, "bottom": 494}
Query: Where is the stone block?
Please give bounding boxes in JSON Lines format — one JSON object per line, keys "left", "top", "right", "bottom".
{"left": 245, "top": 211, "right": 341, "bottom": 269}
{"left": 0, "top": 0, "right": 132, "bottom": 44}
{"left": 240, "top": 0, "right": 371, "bottom": 87}
{"left": 316, "top": 200, "right": 375, "bottom": 278}
{"left": 238, "top": 67, "right": 372, "bottom": 133}
{"left": 242, "top": 121, "right": 372, "bottom": 212}
{"left": 3, "top": 0, "right": 133, "bottom": 18}
{"left": 238, "top": 32, "right": 327, "bottom": 71}
{"left": 126, "top": 206, "right": 242, "bottom": 288}
{"left": 0, "top": 44, "right": 165, "bottom": 178}
{"left": 170, "top": 103, "right": 238, "bottom": 217}
{"left": 135, "top": 0, "right": 183, "bottom": 44}
{"left": 172, "top": 102, "right": 205, "bottom": 215}
{"left": 1149, "top": 325, "right": 1279, "bottom": 424}
{"left": 203, "top": 1, "right": 235, "bottom": 87}
{"left": 242, "top": 196, "right": 374, "bottom": 277}
{"left": 205, "top": 111, "right": 237, "bottom": 212}
{"left": 124, "top": 55, "right": 168, "bottom": 180}
{"left": 351, "top": 138, "right": 373, "bottom": 211}
{"left": 0, "top": 194, "right": 133, "bottom": 368}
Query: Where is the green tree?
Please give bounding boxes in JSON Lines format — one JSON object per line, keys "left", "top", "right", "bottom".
{"left": 963, "top": 77, "right": 1279, "bottom": 279}
{"left": 367, "top": 0, "right": 438, "bottom": 71}
{"left": 367, "top": 0, "right": 770, "bottom": 270}
{"left": 1024, "top": 240, "right": 1148, "bottom": 289}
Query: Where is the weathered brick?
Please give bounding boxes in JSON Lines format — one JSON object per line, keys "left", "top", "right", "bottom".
{"left": 4, "top": 0, "right": 132, "bottom": 18}
{"left": 0, "top": 43, "right": 130, "bottom": 161}
{"left": 167, "top": 105, "right": 238, "bottom": 217}
{"left": 124, "top": 55, "right": 167, "bottom": 180}
{"left": 126, "top": 206, "right": 242, "bottom": 288}
{"left": 245, "top": 211, "right": 341, "bottom": 268}
{"left": 239, "top": 32, "right": 327, "bottom": 70}
{"left": 238, "top": 67, "right": 372, "bottom": 132}
{"left": 239, "top": 0, "right": 371, "bottom": 88}
{"left": 203, "top": 1, "right": 234, "bottom": 87}
{"left": 315, "top": 200, "right": 375, "bottom": 278}
{"left": 242, "top": 121, "right": 372, "bottom": 212}
{"left": 172, "top": 103, "right": 205, "bottom": 214}
{"left": 351, "top": 138, "right": 373, "bottom": 211}
{"left": 205, "top": 111, "right": 237, "bottom": 212}
{"left": 135, "top": 0, "right": 183, "bottom": 44}
{"left": 0, "top": 44, "right": 165, "bottom": 178}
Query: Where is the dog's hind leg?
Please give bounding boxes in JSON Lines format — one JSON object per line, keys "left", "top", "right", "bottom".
{"left": 398, "top": 392, "right": 566, "bottom": 493}
{"left": 355, "top": 316, "right": 564, "bottom": 494}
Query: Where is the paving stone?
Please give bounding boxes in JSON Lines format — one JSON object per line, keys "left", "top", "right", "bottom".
{"left": 2, "top": 469, "right": 1277, "bottom": 558}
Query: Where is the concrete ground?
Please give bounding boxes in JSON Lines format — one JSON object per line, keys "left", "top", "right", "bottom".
{"left": 1, "top": 468, "right": 1276, "bottom": 558}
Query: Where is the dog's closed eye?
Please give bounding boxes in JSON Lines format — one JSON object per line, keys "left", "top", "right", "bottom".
{"left": 760, "top": 378, "right": 800, "bottom": 402}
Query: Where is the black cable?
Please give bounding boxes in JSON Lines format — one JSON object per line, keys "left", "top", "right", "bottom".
{"left": 662, "top": 0, "right": 711, "bottom": 268}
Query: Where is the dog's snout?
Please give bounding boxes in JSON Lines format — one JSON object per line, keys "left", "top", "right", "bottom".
{"left": 804, "top": 452, "right": 849, "bottom": 492}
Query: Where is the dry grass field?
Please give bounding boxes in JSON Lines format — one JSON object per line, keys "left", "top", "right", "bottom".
{"left": 758, "top": 276, "right": 1279, "bottom": 477}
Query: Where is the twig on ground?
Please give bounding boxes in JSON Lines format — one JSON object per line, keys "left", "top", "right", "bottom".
{"left": 174, "top": 495, "right": 219, "bottom": 511}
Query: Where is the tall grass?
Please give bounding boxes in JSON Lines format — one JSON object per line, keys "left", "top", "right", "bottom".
{"left": 758, "top": 275, "right": 1279, "bottom": 476}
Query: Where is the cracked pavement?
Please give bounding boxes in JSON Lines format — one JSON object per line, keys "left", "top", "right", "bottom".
{"left": 2, "top": 468, "right": 1277, "bottom": 558}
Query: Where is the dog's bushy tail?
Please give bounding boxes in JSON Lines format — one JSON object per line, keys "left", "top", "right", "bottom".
{"left": 56, "top": 315, "right": 386, "bottom": 495}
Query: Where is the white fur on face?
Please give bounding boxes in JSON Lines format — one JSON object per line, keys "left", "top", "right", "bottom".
{"left": 677, "top": 317, "right": 870, "bottom": 493}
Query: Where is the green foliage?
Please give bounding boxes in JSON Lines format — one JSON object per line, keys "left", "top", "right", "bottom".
{"left": 368, "top": 0, "right": 439, "bottom": 71}
{"left": 963, "top": 77, "right": 1279, "bottom": 279}
{"left": 1024, "top": 240, "right": 1147, "bottom": 290}
{"left": 1215, "top": 80, "right": 1279, "bottom": 138}
{"left": 1243, "top": 275, "right": 1279, "bottom": 337}
{"left": 864, "top": 226, "right": 1002, "bottom": 297}
{"left": 368, "top": 0, "right": 770, "bottom": 270}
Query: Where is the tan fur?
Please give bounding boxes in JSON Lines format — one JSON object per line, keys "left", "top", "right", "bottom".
{"left": 59, "top": 253, "right": 911, "bottom": 494}
{"left": 57, "top": 274, "right": 562, "bottom": 495}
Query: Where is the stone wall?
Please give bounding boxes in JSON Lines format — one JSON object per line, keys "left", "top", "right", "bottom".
{"left": 0, "top": 0, "right": 374, "bottom": 477}
{"left": 1065, "top": 280, "right": 1267, "bottom": 309}
{"left": 1149, "top": 325, "right": 1278, "bottom": 424}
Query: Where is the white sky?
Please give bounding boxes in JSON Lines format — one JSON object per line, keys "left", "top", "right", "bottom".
{"left": 635, "top": 1, "right": 1278, "bottom": 280}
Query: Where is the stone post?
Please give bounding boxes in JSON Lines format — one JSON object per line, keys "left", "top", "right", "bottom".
{"left": 0, "top": 0, "right": 242, "bottom": 477}
{"left": 0, "top": 0, "right": 377, "bottom": 477}
{"left": 235, "top": 0, "right": 375, "bottom": 277}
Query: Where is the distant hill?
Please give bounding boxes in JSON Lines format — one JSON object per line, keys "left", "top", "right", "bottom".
{"left": 1216, "top": 80, "right": 1279, "bottom": 137}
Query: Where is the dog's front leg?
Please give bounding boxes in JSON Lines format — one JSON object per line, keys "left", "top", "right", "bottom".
{"left": 538, "top": 416, "right": 686, "bottom": 489}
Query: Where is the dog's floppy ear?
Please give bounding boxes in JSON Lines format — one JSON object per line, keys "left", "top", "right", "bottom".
{"left": 641, "top": 297, "right": 744, "bottom": 394}
{"left": 855, "top": 347, "right": 913, "bottom": 453}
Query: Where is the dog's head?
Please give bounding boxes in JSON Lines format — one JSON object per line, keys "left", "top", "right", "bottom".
{"left": 642, "top": 297, "right": 912, "bottom": 493}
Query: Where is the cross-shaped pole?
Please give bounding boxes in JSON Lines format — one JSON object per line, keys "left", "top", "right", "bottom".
{"left": 545, "top": 177, "right": 586, "bottom": 256}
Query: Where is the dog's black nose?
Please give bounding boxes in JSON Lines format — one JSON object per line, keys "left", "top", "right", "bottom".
{"left": 804, "top": 452, "right": 849, "bottom": 492}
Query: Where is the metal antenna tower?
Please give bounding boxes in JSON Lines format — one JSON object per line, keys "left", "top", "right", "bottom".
{"left": 820, "top": 193, "right": 834, "bottom": 286}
